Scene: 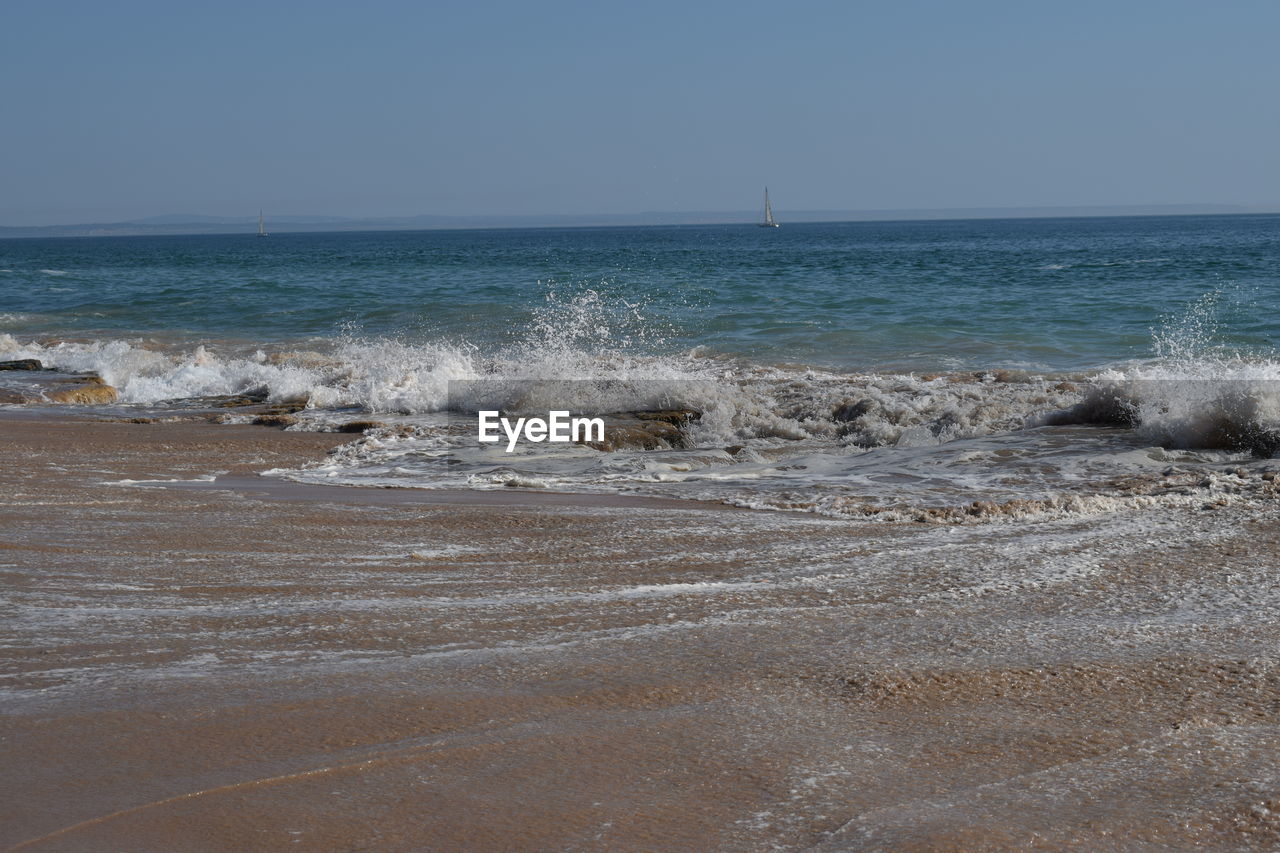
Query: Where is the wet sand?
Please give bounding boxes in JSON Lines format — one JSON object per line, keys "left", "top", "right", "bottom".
{"left": 3, "top": 414, "right": 1280, "bottom": 851}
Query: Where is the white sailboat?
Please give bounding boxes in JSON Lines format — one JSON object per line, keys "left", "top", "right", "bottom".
{"left": 759, "top": 187, "right": 779, "bottom": 228}
{"left": 258, "top": 210, "right": 267, "bottom": 237}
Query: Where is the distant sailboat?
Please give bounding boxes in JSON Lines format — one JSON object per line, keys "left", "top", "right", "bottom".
{"left": 258, "top": 210, "right": 267, "bottom": 237}
{"left": 759, "top": 187, "right": 779, "bottom": 228}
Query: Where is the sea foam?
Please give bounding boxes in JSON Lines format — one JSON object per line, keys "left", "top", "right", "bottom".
{"left": 1040, "top": 290, "right": 1280, "bottom": 455}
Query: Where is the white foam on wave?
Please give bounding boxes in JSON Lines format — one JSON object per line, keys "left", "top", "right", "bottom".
{"left": 260, "top": 286, "right": 1280, "bottom": 522}
{"left": 103, "top": 475, "right": 218, "bottom": 486}
{"left": 0, "top": 290, "right": 709, "bottom": 412}
{"left": 5, "top": 284, "right": 1276, "bottom": 524}
{"left": 1041, "top": 290, "right": 1280, "bottom": 455}
{"left": 1039, "top": 258, "right": 1171, "bottom": 271}
{"left": 0, "top": 335, "right": 323, "bottom": 404}
{"left": 0, "top": 284, "right": 1090, "bottom": 452}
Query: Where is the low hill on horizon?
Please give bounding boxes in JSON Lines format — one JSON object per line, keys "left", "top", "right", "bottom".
{"left": 2, "top": 203, "right": 1274, "bottom": 238}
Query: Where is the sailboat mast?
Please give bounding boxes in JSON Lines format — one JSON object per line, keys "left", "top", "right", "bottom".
{"left": 758, "top": 186, "right": 779, "bottom": 227}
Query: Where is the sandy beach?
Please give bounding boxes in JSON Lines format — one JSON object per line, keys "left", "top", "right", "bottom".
{"left": 3, "top": 413, "right": 1279, "bottom": 851}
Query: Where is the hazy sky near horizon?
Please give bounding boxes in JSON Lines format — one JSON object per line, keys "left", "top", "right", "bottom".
{"left": 2, "top": 0, "right": 1278, "bottom": 225}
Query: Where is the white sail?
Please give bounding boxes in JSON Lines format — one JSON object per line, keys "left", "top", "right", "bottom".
{"left": 760, "top": 188, "right": 779, "bottom": 228}
{"left": 258, "top": 211, "right": 267, "bottom": 237}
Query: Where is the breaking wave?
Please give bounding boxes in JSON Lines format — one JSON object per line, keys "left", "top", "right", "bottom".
{"left": 1041, "top": 290, "right": 1280, "bottom": 455}
{"left": 0, "top": 325, "right": 1092, "bottom": 447}
{"left": 4, "top": 284, "right": 1278, "bottom": 523}
{"left": 4, "top": 285, "right": 1279, "bottom": 459}
{"left": 0, "top": 289, "right": 698, "bottom": 412}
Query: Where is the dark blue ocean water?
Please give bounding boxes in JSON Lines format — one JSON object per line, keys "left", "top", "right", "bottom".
{"left": 2, "top": 214, "right": 1277, "bottom": 371}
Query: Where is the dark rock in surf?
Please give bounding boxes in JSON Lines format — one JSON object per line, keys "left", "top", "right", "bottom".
{"left": 338, "top": 420, "right": 388, "bottom": 433}
{"left": 630, "top": 409, "right": 701, "bottom": 426}
{"left": 833, "top": 399, "right": 872, "bottom": 422}
{"left": 212, "top": 387, "right": 271, "bottom": 407}
{"left": 0, "top": 359, "right": 42, "bottom": 371}
{"left": 46, "top": 383, "right": 119, "bottom": 404}
{"left": 161, "top": 387, "right": 273, "bottom": 408}
{"left": 253, "top": 414, "right": 299, "bottom": 428}
{"left": 582, "top": 409, "right": 700, "bottom": 452}
{"left": 253, "top": 400, "right": 308, "bottom": 416}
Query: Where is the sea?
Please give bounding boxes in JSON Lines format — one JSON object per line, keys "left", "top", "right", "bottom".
{"left": 2, "top": 214, "right": 1278, "bottom": 520}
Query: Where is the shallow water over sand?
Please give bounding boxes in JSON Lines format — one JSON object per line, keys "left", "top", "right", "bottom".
{"left": 4, "top": 415, "right": 1280, "bottom": 849}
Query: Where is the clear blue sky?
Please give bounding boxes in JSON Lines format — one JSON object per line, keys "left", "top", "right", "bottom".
{"left": 2, "top": 0, "right": 1277, "bottom": 225}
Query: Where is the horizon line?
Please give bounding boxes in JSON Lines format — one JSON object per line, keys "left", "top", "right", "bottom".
{"left": 2, "top": 202, "right": 1279, "bottom": 238}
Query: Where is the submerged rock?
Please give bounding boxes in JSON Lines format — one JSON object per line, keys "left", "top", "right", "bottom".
{"left": 46, "top": 383, "right": 119, "bottom": 404}
{"left": 159, "top": 388, "right": 272, "bottom": 408}
{"left": 243, "top": 400, "right": 308, "bottom": 418}
{"left": 630, "top": 409, "right": 700, "bottom": 426}
{"left": 833, "top": 399, "right": 873, "bottom": 422}
{"left": 258, "top": 398, "right": 309, "bottom": 415}
{"left": 153, "top": 390, "right": 311, "bottom": 416}
{"left": 582, "top": 409, "right": 700, "bottom": 452}
{"left": 252, "top": 414, "right": 299, "bottom": 428}
{"left": 264, "top": 350, "right": 338, "bottom": 369}
{"left": 211, "top": 388, "right": 271, "bottom": 407}
{"left": 338, "top": 420, "right": 388, "bottom": 433}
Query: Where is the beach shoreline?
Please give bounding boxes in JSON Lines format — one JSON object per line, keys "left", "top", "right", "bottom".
{"left": 4, "top": 412, "right": 1280, "bottom": 850}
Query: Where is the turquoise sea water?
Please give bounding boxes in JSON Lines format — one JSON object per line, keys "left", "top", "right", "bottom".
{"left": 3, "top": 214, "right": 1277, "bottom": 372}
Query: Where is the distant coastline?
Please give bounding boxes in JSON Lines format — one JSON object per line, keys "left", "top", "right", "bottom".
{"left": 2, "top": 203, "right": 1276, "bottom": 239}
